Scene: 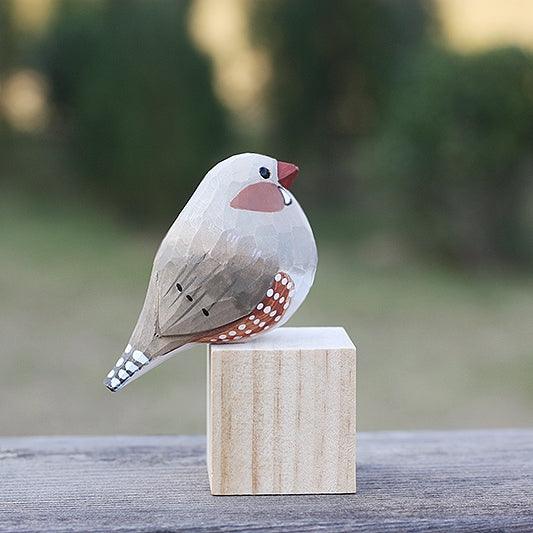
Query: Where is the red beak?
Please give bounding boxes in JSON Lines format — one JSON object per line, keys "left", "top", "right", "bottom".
{"left": 277, "top": 161, "right": 299, "bottom": 189}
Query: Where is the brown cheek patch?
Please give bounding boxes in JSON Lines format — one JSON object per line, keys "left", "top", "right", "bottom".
{"left": 197, "top": 272, "right": 294, "bottom": 343}
{"left": 230, "top": 182, "right": 284, "bottom": 213}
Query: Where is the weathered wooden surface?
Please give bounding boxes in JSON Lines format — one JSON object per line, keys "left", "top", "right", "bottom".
{"left": 208, "top": 327, "right": 356, "bottom": 495}
{"left": 1, "top": 430, "right": 532, "bottom": 532}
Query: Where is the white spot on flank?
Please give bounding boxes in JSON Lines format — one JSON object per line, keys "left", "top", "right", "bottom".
{"left": 107, "top": 370, "right": 115, "bottom": 379}
{"left": 132, "top": 350, "right": 149, "bottom": 365}
{"left": 118, "top": 369, "right": 128, "bottom": 380}
{"left": 275, "top": 274, "right": 281, "bottom": 282}
{"left": 210, "top": 339, "right": 217, "bottom": 343}
{"left": 249, "top": 315, "right": 255, "bottom": 320}
{"left": 273, "top": 292, "right": 279, "bottom": 300}
{"left": 279, "top": 297, "right": 285, "bottom": 304}
{"left": 287, "top": 282, "right": 293, "bottom": 289}
{"left": 253, "top": 319, "right": 260, "bottom": 325}
{"left": 282, "top": 278, "right": 288, "bottom": 285}
{"left": 264, "top": 306, "right": 271, "bottom": 313}
{"left": 284, "top": 302, "right": 289, "bottom": 309}
{"left": 275, "top": 316, "right": 281, "bottom": 322}
{"left": 245, "top": 329, "right": 252, "bottom": 334}
{"left": 125, "top": 361, "right": 139, "bottom": 373}
{"left": 264, "top": 326, "right": 270, "bottom": 330}
{"left": 238, "top": 324, "right": 246, "bottom": 330}
{"left": 125, "top": 344, "right": 132, "bottom": 354}
{"left": 229, "top": 331, "right": 236, "bottom": 336}
{"left": 234, "top": 336, "right": 242, "bottom": 340}
{"left": 269, "top": 310, "right": 277, "bottom": 317}
{"left": 256, "top": 303, "right": 264, "bottom": 310}
{"left": 110, "top": 378, "right": 120, "bottom": 388}
{"left": 115, "top": 357, "right": 124, "bottom": 367}
{"left": 266, "top": 289, "right": 274, "bottom": 297}
{"left": 259, "top": 321, "right": 266, "bottom": 328}
{"left": 219, "top": 334, "right": 227, "bottom": 340}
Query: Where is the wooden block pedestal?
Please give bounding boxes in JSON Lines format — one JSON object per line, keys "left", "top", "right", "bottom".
{"left": 207, "top": 327, "right": 356, "bottom": 495}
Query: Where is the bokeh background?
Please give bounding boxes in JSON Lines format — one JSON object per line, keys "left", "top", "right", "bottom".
{"left": 1, "top": 0, "right": 532, "bottom": 435}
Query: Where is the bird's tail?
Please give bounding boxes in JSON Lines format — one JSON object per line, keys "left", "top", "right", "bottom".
{"left": 103, "top": 340, "right": 193, "bottom": 392}
{"left": 104, "top": 345, "right": 151, "bottom": 392}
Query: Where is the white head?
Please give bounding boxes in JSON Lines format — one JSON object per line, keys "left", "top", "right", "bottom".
{"left": 179, "top": 153, "right": 300, "bottom": 228}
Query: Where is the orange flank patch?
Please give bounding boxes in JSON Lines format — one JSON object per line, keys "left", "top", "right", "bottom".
{"left": 197, "top": 272, "right": 294, "bottom": 343}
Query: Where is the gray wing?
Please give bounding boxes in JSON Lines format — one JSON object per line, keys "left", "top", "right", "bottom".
{"left": 156, "top": 236, "right": 278, "bottom": 338}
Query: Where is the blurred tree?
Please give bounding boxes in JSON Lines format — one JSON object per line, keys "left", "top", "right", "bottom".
{"left": 362, "top": 47, "right": 533, "bottom": 266}
{"left": 0, "top": 1, "right": 14, "bottom": 77}
{"left": 43, "top": 0, "right": 230, "bottom": 226}
{"left": 249, "top": 0, "right": 434, "bottom": 207}
{"left": 0, "top": 1, "right": 16, "bottom": 167}
{"left": 0, "top": 0, "right": 16, "bottom": 118}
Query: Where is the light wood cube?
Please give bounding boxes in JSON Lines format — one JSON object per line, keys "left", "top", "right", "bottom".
{"left": 207, "top": 327, "right": 356, "bottom": 495}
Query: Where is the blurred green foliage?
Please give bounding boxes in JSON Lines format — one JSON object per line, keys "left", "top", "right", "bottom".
{"left": 43, "top": 0, "right": 230, "bottom": 225}
{"left": 0, "top": 2, "right": 13, "bottom": 140}
{"left": 1, "top": 0, "right": 532, "bottom": 267}
{"left": 362, "top": 47, "right": 533, "bottom": 266}
{"left": 249, "top": 0, "right": 434, "bottom": 206}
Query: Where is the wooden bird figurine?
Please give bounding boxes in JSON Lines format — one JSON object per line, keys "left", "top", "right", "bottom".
{"left": 104, "top": 153, "right": 317, "bottom": 391}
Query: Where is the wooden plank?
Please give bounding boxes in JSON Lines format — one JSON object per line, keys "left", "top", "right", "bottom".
{"left": 0, "top": 430, "right": 532, "bottom": 532}
{"left": 207, "top": 327, "right": 356, "bottom": 495}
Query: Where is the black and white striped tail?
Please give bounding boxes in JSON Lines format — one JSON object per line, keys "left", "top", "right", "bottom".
{"left": 104, "top": 344, "right": 150, "bottom": 392}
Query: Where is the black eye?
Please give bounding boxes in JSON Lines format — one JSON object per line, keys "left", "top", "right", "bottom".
{"left": 259, "top": 167, "right": 271, "bottom": 179}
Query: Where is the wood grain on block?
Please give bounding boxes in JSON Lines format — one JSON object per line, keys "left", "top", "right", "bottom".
{"left": 207, "top": 327, "right": 356, "bottom": 495}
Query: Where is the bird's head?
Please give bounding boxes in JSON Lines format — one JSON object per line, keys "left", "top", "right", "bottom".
{"left": 207, "top": 153, "right": 299, "bottom": 213}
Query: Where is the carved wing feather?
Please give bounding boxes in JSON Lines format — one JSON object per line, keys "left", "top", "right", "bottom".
{"left": 156, "top": 237, "right": 277, "bottom": 338}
